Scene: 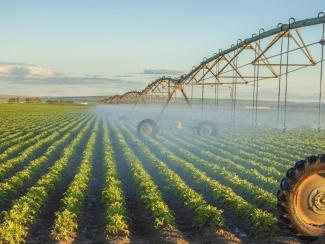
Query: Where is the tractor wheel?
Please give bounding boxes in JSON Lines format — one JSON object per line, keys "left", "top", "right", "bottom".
{"left": 197, "top": 120, "right": 217, "bottom": 137}
{"left": 137, "top": 119, "right": 158, "bottom": 137}
{"left": 277, "top": 155, "right": 325, "bottom": 239}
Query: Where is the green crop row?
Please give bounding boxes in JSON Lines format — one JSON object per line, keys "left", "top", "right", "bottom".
{"left": 0, "top": 116, "right": 94, "bottom": 244}
{"left": 182, "top": 134, "right": 282, "bottom": 180}
{"left": 195, "top": 134, "right": 286, "bottom": 175}
{"left": 140, "top": 133, "right": 278, "bottom": 233}
{"left": 226, "top": 130, "right": 309, "bottom": 160}
{"left": 102, "top": 118, "right": 130, "bottom": 238}
{"left": 210, "top": 135, "right": 290, "bottom": 171}
{"left": 119, "top": 124, "right": 224, "bottom": 229}
{"left": 172, "top": 133, "right": 278, "bottom": 193}
{"left": 0, "top": 115, "right": 91, "bottom": 208}
{"left": 51, "top": 118, "right": 99, "bottom": 242}
{"left": 0, "top": 114, "right": 71, "bottom": 146}
{"left": 109, "top": 120, "right": 177, "bottom": 232}
{"left": 0, "top": 115, "right": 70, "bottom": 154}
{"left": 159, "top": 133, "right": 277, "bottom": 214}
{"left": 0, "top": 115, "right": 77, "bottom": 162}
{"left": 0, "top": 106, "right": 79, "bottom": 140}
{"left": 0, "top": 114, "right": 89, "bottom": 180}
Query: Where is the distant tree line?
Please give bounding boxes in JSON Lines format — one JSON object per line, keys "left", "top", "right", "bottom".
{"left": 46, "top": 100, "right": 74, "bottom": 104}
{"left": 26, "top": 97, "right": 42, "bottom": 103}
{"left": 8, "top": 97, "right": 75, "bottom": 105}
{"left": 8, "top": 97, "right": 21, "bottom": 104}
{"left": 8, "top": 97, "right": 42, "bottom": 104}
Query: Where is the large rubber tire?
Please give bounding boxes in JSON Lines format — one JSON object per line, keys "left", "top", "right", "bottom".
{"left": 137, "top": 119, "right": 158, "bottom": 137}
{"left": 197, "top": 120, "right": 217, "bottom": 137}
{"left": 277, "top": 155, "right": 325, "bottom": 239}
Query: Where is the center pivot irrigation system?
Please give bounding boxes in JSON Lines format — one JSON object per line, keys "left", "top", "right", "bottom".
{"left": 104, "top": 13, "right": 325, "bottom": 238}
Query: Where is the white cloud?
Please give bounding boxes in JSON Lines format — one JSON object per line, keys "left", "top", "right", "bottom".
{"left": 0, "top": 63, "right": 57, "bottom": 79}
{"left": 0, "top": 62, "right": 141, "bottom": 85}
{"left": 0, "top": 62, "right": 143, "bottom": 96}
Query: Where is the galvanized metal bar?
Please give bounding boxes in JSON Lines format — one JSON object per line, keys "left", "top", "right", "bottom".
{"left": 181, "top": 15, "right": 325, "bottom": 83}
{"left": 318, "top": 22, "right": 325, "bottom": 131}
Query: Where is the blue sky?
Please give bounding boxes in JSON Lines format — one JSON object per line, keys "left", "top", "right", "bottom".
{"left": 0, "top": 0, "right": 324, "bottom": 97}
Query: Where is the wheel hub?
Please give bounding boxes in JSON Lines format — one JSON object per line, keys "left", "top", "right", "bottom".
{"left": 200, "top": 125, "right": 212, "bottom": 136}
{"left": 140, "top": 123, "right": 153, "bottom": 136}
{"left": 295, "top": 172, "right": 325, "bottom": 227}
{"left": 309, "top": 187, "right": 325, "bottom": 215}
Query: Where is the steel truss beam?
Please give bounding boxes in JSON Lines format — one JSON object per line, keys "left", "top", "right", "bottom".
{"left": 103, "top": 14, "right": 325, "bottom": 105}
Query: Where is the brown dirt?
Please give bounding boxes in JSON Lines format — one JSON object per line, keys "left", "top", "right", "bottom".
{"left": 75, "top": 121, "right": 107, "bottom": 243}
{"left": 109, "top": 128, "right": 156, "bottom": 238}
{"left": 313, "top": 235, "right": 325, "bottom": 244}
{"left": 246, "top": 235, "right": 301, "bottom": 244}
